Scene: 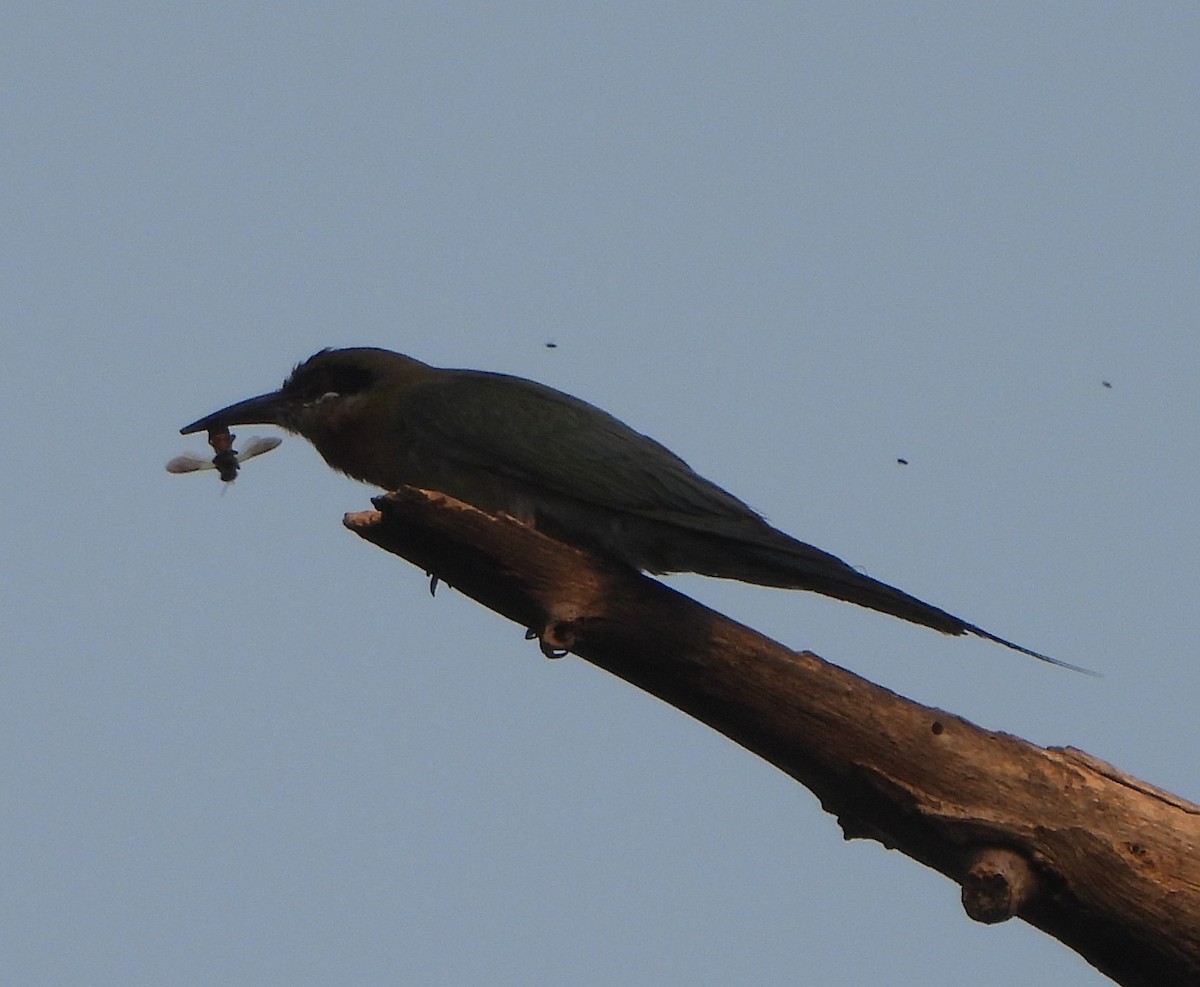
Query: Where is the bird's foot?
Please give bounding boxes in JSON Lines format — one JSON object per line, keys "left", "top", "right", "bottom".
{"left": 525, "top": 618, "right": 578, "bottom": 659}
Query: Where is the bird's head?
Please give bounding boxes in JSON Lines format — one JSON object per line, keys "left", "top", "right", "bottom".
{"left": 180, "top": 347, "right": 432, "bottom": 439}
{"left": 180, "top": 347, "right": 437, "bottom": 486}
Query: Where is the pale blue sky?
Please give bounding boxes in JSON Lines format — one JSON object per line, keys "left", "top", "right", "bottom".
{"left": 4, "top": 5, "right": 1198, "bottom": 985}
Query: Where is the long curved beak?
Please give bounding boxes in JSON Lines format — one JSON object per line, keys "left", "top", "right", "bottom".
{"left": 180, "top": 390, "right": 290, "bottom": 435}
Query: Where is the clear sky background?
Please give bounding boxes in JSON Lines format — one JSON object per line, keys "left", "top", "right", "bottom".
{"left": 3, "top": 5, "right": 1197, "bottom": 985}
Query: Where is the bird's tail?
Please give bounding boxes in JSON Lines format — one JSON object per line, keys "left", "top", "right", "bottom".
{"left": 703, "top": 532, "right": 1095, "bottom": 674}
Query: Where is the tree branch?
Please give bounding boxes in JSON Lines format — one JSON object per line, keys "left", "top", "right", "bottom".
{"left": 344, "top": 487, "right": 1200, "bottom": 987}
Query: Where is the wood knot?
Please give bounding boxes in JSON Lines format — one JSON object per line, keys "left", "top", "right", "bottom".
{"left": 961, "top": 847, "right": 1039, "bottom": 924}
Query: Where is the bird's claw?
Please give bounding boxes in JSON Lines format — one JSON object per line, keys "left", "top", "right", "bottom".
{"left": 526, "top": 620, "right": 576, "bottom": 659}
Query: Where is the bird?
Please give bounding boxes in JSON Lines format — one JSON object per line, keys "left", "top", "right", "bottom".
{"left": 181, "top": 346, "right": 1086, "bottom": 672}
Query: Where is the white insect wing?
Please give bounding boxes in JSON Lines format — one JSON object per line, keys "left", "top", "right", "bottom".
{"left": 236, "top": 436, "right": 282, "bottom": 461}
{"left": 165, "top": 436, "right": 282, "bottom": 475}
{"left": 165, "top": 452, "right": 213, "bottom": 474}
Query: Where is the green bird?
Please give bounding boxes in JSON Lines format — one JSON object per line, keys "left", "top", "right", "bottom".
{"left": 182, "top": 346, "right": 1083, "bottom": 671}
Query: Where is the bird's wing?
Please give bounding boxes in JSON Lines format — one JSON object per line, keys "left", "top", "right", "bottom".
{"left": 400, "top": 371, "right": 764, "bottom": 523}
{"left": 401, "top": 370, "right": 909, "bottom": 600}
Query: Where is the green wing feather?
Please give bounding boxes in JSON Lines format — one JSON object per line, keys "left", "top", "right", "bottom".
{"left": 400, "top": 371, "right": 764, "bottom": 524}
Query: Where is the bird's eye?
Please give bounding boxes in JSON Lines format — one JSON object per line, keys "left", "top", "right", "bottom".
{"left": 314, "top": 391, "right": 340, "bottom": 404}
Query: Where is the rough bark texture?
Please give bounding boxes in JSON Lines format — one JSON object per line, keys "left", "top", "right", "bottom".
{"left": 344, "top": 487, "right": 1200, "bottom": 987}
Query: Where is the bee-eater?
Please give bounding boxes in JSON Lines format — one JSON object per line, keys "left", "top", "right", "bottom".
{"left": 182, "top": 347, "right": 1083, "bottom": 671}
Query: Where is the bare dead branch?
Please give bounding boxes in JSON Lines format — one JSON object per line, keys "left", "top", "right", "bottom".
{"left": 344, "top": 487, "right": 1200, "bottom": 987}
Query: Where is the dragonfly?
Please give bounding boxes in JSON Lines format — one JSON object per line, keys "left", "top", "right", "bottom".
{"left": 166, "top": 426, "right": 281, "bottom": 483}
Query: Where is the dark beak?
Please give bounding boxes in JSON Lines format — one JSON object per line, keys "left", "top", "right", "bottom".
{"left": 180, "top": 390, "right": 290, "bottom": 435}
